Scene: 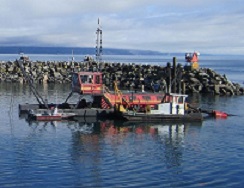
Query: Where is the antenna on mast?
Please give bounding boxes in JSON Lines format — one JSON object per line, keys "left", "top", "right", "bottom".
{"left": 96, "top": 18, "right": 103, "bottom": 62}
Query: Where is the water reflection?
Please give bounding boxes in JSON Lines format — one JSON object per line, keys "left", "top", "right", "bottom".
{"left": 69, "top": 119, "right": 202, "bottom": 171}
{"left": 24, "top": 118, "right": 202, "bottom": 177}
{"left": 26, "top": 120, "right": 63, "bottom": 133}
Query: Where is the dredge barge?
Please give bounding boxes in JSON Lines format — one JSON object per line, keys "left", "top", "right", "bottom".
{"left": 18, "top": 60, "right": 228, "bottom": 122}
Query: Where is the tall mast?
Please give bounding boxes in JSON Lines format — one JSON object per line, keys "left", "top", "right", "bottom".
{"left": 71, "top": 49, "right": 74, "bottom": 62}
{"left": 96, "top": 18, "right": 103, "bottom": 62}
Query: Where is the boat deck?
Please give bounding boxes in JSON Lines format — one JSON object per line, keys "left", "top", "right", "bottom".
{"left": 19, "top": 103, "right": 114, "bottom": 118}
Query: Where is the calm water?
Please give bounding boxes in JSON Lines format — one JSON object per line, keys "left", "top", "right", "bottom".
{"left": 1, "top": 54, "right": 244, "bottom": 187}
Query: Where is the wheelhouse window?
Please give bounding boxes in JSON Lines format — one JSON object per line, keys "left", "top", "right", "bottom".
{"left": 95, "top": 75, "right": 100, "bottom": 84}
{"left": 80, "top": 75, "right": 93, "bottom": 83}
{"left": 80, "top": 75, "right": 88, "bottom": 83}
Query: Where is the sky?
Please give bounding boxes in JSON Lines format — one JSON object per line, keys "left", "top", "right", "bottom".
{"left": 0, "top": 0, "right": 244, "bottom": 54}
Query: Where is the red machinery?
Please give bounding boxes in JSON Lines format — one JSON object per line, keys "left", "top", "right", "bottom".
{"left": 71, "top": 72, "right": 165, "bottom": 109}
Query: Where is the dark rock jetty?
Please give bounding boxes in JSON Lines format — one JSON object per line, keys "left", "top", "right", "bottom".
{"left": 0, "top": 58, "right": 243, "bottom": 96}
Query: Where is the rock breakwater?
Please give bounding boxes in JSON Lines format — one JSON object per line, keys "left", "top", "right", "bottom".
{"left": 0, "top": 59, "right": 243, "bottom": 96}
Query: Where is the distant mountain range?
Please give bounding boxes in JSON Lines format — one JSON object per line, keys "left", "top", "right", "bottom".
{"left": 0, "top": 46, "right": 169, "bottom": 56}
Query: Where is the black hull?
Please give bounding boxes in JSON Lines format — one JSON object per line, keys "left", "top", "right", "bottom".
{"left": 121, "top": 112, "right": 203, "bottom": 122}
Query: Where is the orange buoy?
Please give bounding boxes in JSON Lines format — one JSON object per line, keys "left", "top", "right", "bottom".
{"left": 213, "top": 110, "right": 228, "bottom": 118}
